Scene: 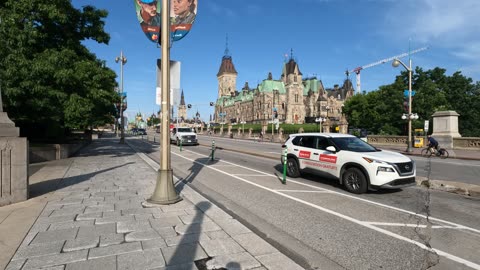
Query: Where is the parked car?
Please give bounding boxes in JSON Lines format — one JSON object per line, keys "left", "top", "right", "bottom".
{"left": 282, "top": 133, "right": 416, "bottom": 194}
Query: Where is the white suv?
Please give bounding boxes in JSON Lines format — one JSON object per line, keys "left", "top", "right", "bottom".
{"left": 170, "top": 127, "right": 198, "bottom": 146}
{"left": 283, "top": 133, "right": 416, "bottom": 194}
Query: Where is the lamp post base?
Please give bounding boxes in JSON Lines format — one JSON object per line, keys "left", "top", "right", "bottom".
{"left": 147, "top": 169, "right": 182, "bottom": 205}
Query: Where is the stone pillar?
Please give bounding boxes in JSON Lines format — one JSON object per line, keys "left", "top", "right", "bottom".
{"left": 0, "top": 111, "right": 28, "bottom": 206}
{"left": 431, "top": 111, "right": 461, "bottom": 149}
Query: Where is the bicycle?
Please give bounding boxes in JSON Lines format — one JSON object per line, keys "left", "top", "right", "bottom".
{"left": 421, "top": 146, "right": 449, "bottom": 159}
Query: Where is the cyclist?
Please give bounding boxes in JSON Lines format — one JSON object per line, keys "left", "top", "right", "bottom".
{"left": 427, "top": 135, "right": 440, "bottom": 155}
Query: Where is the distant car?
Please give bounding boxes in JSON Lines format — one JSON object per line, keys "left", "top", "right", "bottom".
{"left": 170, "top": 127, "right": 198, "bottom": 146}
{"left": 282, "top": 133, "right": 416, "bottom": 194}
{"left": 131, "top": 128, "right": 138, "bottom": 135}
{"left": 137, "top": 128, "right": 147, "bottom": 135}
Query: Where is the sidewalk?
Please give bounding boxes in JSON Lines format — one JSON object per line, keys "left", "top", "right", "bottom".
{"left": 1, "top": 136, "right": 304, "bottom": 270}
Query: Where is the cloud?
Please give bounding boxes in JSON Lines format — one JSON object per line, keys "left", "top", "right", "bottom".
{"left": 381, "top": 0, "right": 480, "bottom": 78}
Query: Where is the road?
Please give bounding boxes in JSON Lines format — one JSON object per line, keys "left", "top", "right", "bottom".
{"left": 129, "top": 137, "right": 480, "bottom": 270}
{"left": 196, "top": 135, "right": 480, "bottom": 186}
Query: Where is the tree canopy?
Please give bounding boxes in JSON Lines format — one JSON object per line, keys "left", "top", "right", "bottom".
{"left": 343, "top": 67, "right": 480, "bottom": 137}
{"left": 0, "top": 0, "right": 118, "bottom": 141}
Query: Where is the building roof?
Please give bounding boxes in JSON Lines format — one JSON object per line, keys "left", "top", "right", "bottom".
{"left": 257, "top": 80, "right": 286, "bottom": 94}
{"left": 180, "top": 90, "right": 185, "bottom": 105}
{"left": 282, "top": 58, "right": 303, "bottom": 76}
{"left": 303, "top": 78, "right": 321, "bottom": 96}
{"left": 217, "top": 56, "right": 238, "bottom": 76}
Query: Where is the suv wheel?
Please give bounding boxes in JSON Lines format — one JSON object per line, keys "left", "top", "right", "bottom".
{"left": 343, "top": 168, "right": 368, "bottom": 194}
{"left": 286, "top": 157, "right": 301, "bottom": 178}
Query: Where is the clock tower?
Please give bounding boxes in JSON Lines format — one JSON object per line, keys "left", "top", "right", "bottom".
{"left": 217, "top": 37, "right": 237, "bottom": 97}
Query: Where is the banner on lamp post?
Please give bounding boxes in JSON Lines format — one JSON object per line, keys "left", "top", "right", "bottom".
{"left": 134, "top": 0, "right": 198, "bottom": 43}
{"left": 156, "top": 60, "right": 181, "bottom": 106}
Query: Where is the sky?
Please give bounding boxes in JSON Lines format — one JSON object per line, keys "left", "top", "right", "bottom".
{"left": 72, "top": 0, "right": 480, "bottom": 123}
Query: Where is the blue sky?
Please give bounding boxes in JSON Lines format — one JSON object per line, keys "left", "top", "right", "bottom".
{"left": 73, "top": 0, "right": 480, "bottom": 122}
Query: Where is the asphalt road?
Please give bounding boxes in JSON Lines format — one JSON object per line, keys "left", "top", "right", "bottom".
{"left": 129, "top": 138, "right": 480, "bottom": 270}
{"left": 196, "top": 135, "right": 480, "bottom": 186}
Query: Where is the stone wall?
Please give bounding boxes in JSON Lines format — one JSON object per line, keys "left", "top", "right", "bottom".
{"left": 0, "top": 137, "right": 28, "bottom": 206}
{"left": 29, "top": 143, "right": 86, "bottom": 164}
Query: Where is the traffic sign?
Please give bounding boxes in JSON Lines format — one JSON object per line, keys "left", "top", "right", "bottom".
{"left": 424, "top": 120, "right": 429, "bottom": 131}
{"left": 404, "top": 90, "right": 416, "bottom": 97}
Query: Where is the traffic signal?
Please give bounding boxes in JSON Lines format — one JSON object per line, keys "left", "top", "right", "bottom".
{"left": 210, "top": 102, "right": 214, "bottom": 106}
{"left": 187, "top": 104, "right": 192, "bottom": 109}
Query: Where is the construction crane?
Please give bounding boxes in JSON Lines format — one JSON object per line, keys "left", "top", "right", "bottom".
{"left": 346, "top": 46, "right": 429, "bottom": 93}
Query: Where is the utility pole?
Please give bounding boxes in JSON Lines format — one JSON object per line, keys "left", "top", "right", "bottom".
{"left": 115, "top": 51, "right": 127, "bottom": 144}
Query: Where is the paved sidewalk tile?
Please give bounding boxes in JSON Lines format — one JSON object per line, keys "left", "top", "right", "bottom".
{"left": 88, "top": 242, "right": 142, "bottom": 259}
{"left": 233, "top": 233, "right": 278, "bottom": 256}
{"left": 117, "top": 249, "right": 166, "bottom": 270}
{"left": 22, "top": 250, "right": 88, "bottom": 270}
{"left": 65, "top": 256, "right": 116, "bottom": 270}
{"left": 161, "top": 243, "right": 208, "bottom": 266}
{"left": 205, "top": 252, "right": 261, "bottom": 270}
{"left": 256, "top": 252, "right": 304, "bottom": 270}
{"left": 200, "top": 238, "right": 245, "bottom": 257}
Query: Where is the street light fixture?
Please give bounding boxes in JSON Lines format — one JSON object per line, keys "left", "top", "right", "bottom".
{"left": 315, "top": 117, "right": 326, "bottom": 132}
{"left": 115, "top": 51, "right": 127, "bottom": 144}
{"left": 392, "top": 57, "right": 414, "bottom": 152}
{"left": 240, "top": 120, "right": 246, "bottom": 134}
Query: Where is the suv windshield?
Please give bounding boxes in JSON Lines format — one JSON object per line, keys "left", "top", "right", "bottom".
{"left": 331, "top": 137, "right": 377, "bottom": 152}
{"left": 177, "top": 128, "right": 193, "bottom": 132}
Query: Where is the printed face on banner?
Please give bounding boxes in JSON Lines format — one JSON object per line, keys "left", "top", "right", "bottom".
{"left": 170, "top": 0, "right": 197, "bottom": 41}
{"left": 134, "top": 0, "right": 198, "bottom": 43}
{"left": 135, "top": 0, "right": 162, "bottom": 42}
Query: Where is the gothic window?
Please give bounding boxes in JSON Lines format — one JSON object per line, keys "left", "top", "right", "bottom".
{"left": 282, "top": 103, "right": 285, "bottom": 110}
{"left": 295, "top": 94, "right": 299, "bottom": 103}
{"left": 294, "top": 75, "right": 297, "bottom": 82}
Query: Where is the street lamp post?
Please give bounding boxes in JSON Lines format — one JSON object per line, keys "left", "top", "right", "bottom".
{"left": 392, "top": 57, "right": 414, "bottom": 152}
{"left": 147, "top": 0, "right": 181, "bottom": 205}
{"left": 115, "top": 51, "right": 127, "bottom": 144}
{"left": 315, "top": 117, "right": 326, "bottom": 132}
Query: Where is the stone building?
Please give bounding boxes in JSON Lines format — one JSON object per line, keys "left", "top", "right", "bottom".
{"left": 214, "top": 49, "right": 354, "bottom": 132}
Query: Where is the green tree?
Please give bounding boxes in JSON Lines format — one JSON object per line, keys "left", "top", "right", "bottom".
{"left": 0, "top": 0, "right": 117, "bottom": 140}
{"left": 344, "top": 66, "right": 479, "bottom": 137}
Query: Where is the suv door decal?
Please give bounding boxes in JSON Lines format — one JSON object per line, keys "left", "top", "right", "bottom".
{"left": 319, "top": 154, "right": 337, "bottom": 164}
{"left": 299, "top": 150, "right": 311, "bottom": 159}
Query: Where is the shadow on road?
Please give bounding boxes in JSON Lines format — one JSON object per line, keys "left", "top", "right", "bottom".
{"left": 176, "top": 157, "right": 219, "bottom": 194}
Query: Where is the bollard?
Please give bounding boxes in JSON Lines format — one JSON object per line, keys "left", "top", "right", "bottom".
{"left": 153, "top": 135, "right": 156, "bottom": 143}
{"left": 211, "top": 140, "right": 215, "bottom": 161}
{"left": 180, "top": 138, "right": 183, "bottom": 152}
{"left": 282, "top": 147, "right": 287, "bottom": 184}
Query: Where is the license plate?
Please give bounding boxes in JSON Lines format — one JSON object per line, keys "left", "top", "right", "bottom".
{"left": 188, "top": 140, "right": 191, "bottom": 142}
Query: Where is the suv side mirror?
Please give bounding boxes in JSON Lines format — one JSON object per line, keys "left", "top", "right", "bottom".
{"left": 326, "top": 146, "right": 337, "bottom": 153}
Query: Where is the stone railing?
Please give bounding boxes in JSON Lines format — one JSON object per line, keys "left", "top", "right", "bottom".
{"left": 453, "top": 137, "right": 480, "bottom": 150}
{"left": 367, "top": 135, "right": 408, "bottom": 145}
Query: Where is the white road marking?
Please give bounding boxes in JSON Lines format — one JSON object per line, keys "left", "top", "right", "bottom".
{"left": 232, "top": 174, "right": 272, "bottom": 177}
{"left": 174, "top": 148, "right": 480, "bottom": 269}
{"left": 365, "top": 222, "right": 459, "bottom": 229}
{"left": 182, "top": 148, "right": 480, "bottom": 234}
{"left": 275, "top": 190, "right": 333, "bottom": 193}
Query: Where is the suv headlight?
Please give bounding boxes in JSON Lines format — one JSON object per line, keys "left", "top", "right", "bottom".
{"left": 363, "top": 157, "right": 389, "bottom": 164}
{"left": 363, "top": 157, "right": 395, "bottom": 174}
